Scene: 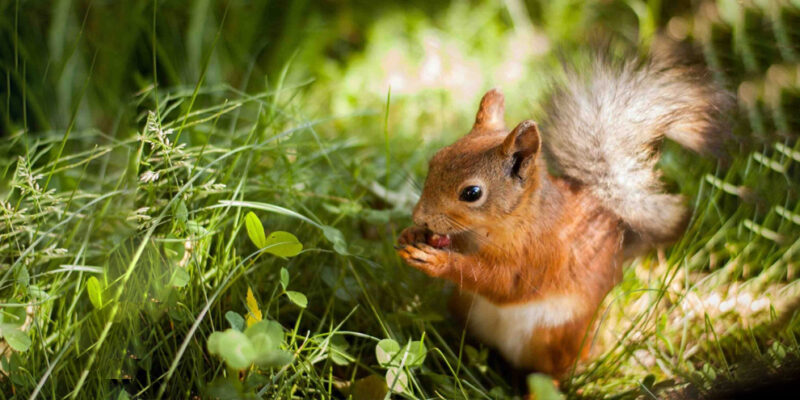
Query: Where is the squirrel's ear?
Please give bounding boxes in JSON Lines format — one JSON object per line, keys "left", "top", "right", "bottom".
{"left": 473, "top": 89, "right": 505, "bottom": 131}
{"left": 501, "top": 120, "right": 541, "bottom": 177}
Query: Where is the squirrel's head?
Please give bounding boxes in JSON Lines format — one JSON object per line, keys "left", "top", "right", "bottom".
{"left": 412, "top": 89, "right": 543, "bottom": 240}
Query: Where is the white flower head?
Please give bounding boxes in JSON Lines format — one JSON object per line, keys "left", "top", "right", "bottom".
{"left": 140, "top": 170, "right": 160, "bottom": 183}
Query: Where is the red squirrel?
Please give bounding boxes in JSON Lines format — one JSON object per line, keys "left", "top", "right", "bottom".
{"left": 396, "top": 56, "right": 731, "bottom": 376}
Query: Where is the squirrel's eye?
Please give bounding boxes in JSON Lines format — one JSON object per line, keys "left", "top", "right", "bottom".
{"left": 459, "top": 186, "right": 483, "bottom": 202}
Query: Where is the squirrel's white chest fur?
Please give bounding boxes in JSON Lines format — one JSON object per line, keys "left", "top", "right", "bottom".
{"left": 464, "top": 293, "right": 581, "bottom": 366}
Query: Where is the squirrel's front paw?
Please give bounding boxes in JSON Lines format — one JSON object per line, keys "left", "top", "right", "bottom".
{"left": 396, "top": 243, "right": 450, "bottom": 277}
{"left": 398, "top": 226, "right": 428, "bottom": 246}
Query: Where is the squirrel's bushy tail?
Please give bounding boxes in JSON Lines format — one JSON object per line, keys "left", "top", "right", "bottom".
{"left": 542, "top": 56, "right": 732, "bottom": 244}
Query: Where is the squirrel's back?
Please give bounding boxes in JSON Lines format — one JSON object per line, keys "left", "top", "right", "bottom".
{"left": 542, "top": 55, "right": 733, "bottom": 244}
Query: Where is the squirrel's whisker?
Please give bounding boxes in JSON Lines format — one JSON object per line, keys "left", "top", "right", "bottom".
{"left": 399, "top": 168, "right": 423, "bottom": 193}
{"left": 443, "top": 215, "right": 501, "bottom": 251}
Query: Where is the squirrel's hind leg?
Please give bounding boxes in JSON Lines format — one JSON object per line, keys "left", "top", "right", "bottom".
{"left": 517, "top": 312, "right": 596, "bottom": 377}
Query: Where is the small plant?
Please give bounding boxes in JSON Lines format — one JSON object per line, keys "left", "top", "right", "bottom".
{"left": 243, "top": 211, "right": 307, "bottom": 308}
{"left": 0, "top": 307, "right": 31, "bottom": 353}
{"left": 244, "top": 212, "right": 303, "bottom": 258}
{"left": 203, "top": 211, "right": 306, "bottom": 395}
{"left": 375, "top": 337, "right": 427, "bottom": 394}
{"left": 207, "top": 316, "right": 293, "bottom": 371}
{"left": 204, "top": 283, "right": 298, "bottom": 398}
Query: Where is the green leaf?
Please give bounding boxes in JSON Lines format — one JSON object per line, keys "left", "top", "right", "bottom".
{"left": 245, "top": 321, "right": 288, "bottom": 369}
{"left": 244, "top": 319, "right": 284, "bottom": 345}
{"left": 385, "top": 367, "right": 409, "bottom": 394}
{"left": 225, "top": 311, "right": 245, "bottom": 331}
{"left": 15, "top": 266, "right": 29, "bottom": 287}
{"left": 87, "top": 277, "right": 103, "bottom": 309}
{"left": 207, "top": 331, "right": 223, "bottom": 355}
{"left": 207, "top": 329, "right": 255, "bottom": 370}
{"left": 174, "top": 199, "right": 188, "bottom": 224}
{"left": 642, "top": 374, "right": 655, "bottom": 389}
{"left": 244, "top": 212, "right": 267, "bottom": 249}
{"left": 329, "top": 335, "right": 353, "bottom": 366}
{"left": 115, "top": 389, "right": 132, "bottom": 400}
{"left": 262, "top": 231, "right": 302, "bottom": 258}
{"left": 285, "top": 291, "right": 307, "bottom": 308}
{"left": 205, "top": 376, "right": 247, "bottom": 399}
{"left": 4, "top": 327, "right": 32, "bottom": 352}
{"left": 27, "top": 285, "right": 48, "bottom": 300}
{"left": 254, "top": 349, "right": 293, "bottom": 368}
{"left": 2, "top": 352, "right": 20, "bottom": 373}
{"left": 186, "top": 220, "right": 209, "bottom": 235}
{"left": 321, "top": 225, "right": 348, "bottom": 255}
{"left": 703, "top": 363, "right": 717, "bottom": 380}
{"left": 376, "top": 339, "right": 400, "bottom": 367}
{"left": 279, "top": 267, "right": 289, "bottom": 290}
{"left": 404, "top": 341, "right": 427, "bottom": 367}
{"left": 249, "top": 333, "right": 278, "bottom": 355}
{"left": 169, "top": 267, "right": 190, "bottom": 287}
{"left": 0, "top": 308, "right": 26, "bottom": 327}
{"left": 527, "top": 373, "right": 564, "bottom": 400}
{"left": 215, "top": 201, "right": 347, "bottom": 255}
{"left": 245, "top": 373, "right": 269, "bottom": 390}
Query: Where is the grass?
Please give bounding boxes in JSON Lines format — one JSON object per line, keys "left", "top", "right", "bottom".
{"left": 1, "top": 0, "right": 799, "bottom": 398}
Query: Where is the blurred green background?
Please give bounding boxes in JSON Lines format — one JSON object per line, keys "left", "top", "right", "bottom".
{"left": 1, "top": 0, "right": 800, "bottom": 399}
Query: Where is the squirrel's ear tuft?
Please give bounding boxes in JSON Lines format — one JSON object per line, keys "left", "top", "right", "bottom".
{"left": 501, "top": 120, "right": 541, "bottom": 178}
{"left": 473, "top": 89, "right": 505, "bottom": 131}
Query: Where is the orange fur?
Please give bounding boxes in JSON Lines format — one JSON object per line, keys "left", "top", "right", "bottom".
{"left": 400, "top": 174, "right": 622, "bottom": 376}
{"left": 396, "top": 77, "right": 724, "bottom": 376}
